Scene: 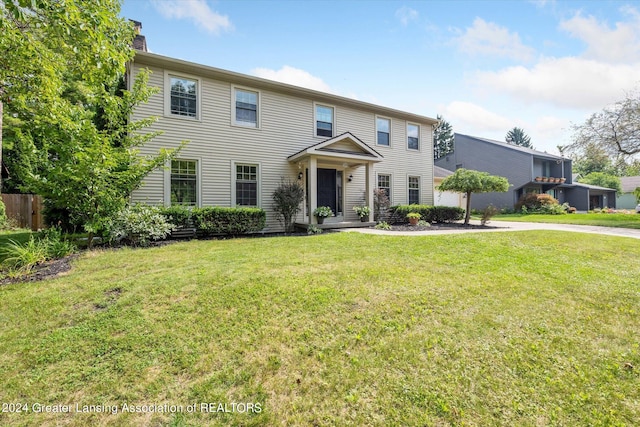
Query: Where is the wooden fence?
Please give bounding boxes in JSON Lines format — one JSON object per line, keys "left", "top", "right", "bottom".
{"left": 1, "top": 194, "right": 44, "bottom": 231}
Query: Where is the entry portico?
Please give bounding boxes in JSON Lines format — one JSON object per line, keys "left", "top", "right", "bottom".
{"left": 288, "top": 132, "right": 383, "bottom": 225}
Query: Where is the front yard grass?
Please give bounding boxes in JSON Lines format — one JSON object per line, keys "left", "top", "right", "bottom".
{"left": 1, "top": 231, "right": 639, "bottom": 426}
{"left": 494, "top": 212, "right": 640, "bottom": 228}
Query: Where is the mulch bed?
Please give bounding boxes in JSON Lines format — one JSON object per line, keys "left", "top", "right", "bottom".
{"left": 0, "top": 254, "right": 80, "bottom": 286}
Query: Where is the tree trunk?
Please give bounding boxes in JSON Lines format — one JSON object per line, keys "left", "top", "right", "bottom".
{"left": 465, "top": 192, "right": 472, "bottom": 225}
{"left": 0, "top": 99, "right": 3, "bottom": 190}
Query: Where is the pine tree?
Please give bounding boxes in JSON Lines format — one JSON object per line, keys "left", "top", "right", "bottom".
{"left": 505, "top": 127, "right": 533, "bottom": 149}
{"left": 434, "top": 115, "right": 455, "bottom": 159}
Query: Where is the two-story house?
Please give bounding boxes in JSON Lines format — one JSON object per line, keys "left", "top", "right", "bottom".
{"left": 435, "top": 134, "right": 617, "bottom": 211}
{"left": 128, "top": 51, "right": 437, "bottom": 232}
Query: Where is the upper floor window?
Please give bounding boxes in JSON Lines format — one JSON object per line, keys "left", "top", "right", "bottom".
{"left": 234, "top": 88, "right": 258, "bottom": 127}
{"left": 377, "top": 117, "right": 390, "bottom": 146}
{"left": 407, "top": 123, "right": 419, "bottom": 150}
{"left": 316, "top": 105, "right": 334, "bottom": 137}
{"left": 408, "top": 176, "right": 420, "bottom": 205}
{"left": 170, "top": 76, "right": 198, "bottom": 118}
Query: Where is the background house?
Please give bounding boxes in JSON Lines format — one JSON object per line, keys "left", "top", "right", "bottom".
{"left": 128, "top": 51, "right": 438, "bottom": 232}
{"left": 617, "top": 176, "right": 640, "bottom": 209}
{"left": 435, "top": 133, "right": 617, "bottom": 211}
{"left": 433, "top": 166, "right": 464, "bottom": 208}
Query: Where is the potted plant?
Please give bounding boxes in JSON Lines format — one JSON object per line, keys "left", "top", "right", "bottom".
{"left": 353, "top": 205, "right": 371, "bottom": 222}
{"left": 541, "top": 177, "right": 549, "bottom": 182}
{"left": 313, "top": 206, "right": 332, "bottom": 224}
{"left": 560, "top": 177, "right": 566, "bottom": 183}
{"left": 406, "top": 212, "right": 421, "bottom": 225}
{"left": 534, "top": 176, "right": 542, "bottom": 182}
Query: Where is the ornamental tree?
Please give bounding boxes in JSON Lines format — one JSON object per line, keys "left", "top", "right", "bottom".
{"left": 437, "top": 168, "right": 510, "bottom": 224}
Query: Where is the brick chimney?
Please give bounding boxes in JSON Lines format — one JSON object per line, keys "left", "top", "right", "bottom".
{"left": 130, "top": 20, "right": 147, "bottom": 52}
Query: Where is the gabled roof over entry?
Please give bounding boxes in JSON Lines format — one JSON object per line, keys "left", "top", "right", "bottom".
{"left": 288, "top": 132, "right": 384, "bottom": 163}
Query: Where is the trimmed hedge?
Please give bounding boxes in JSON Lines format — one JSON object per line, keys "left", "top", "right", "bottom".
{"left": 388, "top": 205, "right": 465, "bottom": 224}
{"left": 159, "top": 205, "right": 194, "bottom": 229}
{"left": 192, "top": 207, "right": 266, "bottom": 236}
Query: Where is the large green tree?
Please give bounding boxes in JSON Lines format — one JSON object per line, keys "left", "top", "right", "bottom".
{"left": 571, "top": 91, "right": 640, "bottom": 157}
{"left": 1, "top": 0, "right": 179, "bottom": 242}
{"left": 437, "top": 168, "right": 510, "bottom": 225}
{"left": 433, "top": 115, "right": 454, "bottom": 160}
{"left": 578, "top": 172, "right": 622, "bottom": 192}
{"left": 505, "top": 127, "right": 533, "bottom": 149}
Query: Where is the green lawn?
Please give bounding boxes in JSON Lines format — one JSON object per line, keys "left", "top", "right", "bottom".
{"left": 493, "top": 212, "right": 640, "bottom": 228}
{"left": 1, "top": 232, "right": 639, "bottom": 426}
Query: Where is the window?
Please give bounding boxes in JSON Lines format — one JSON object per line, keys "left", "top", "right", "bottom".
{"left": 171, "top": 160, "right": 197, "bottom": 206}
{"left": 235, "top": 164, "right": 258, "bottom": 206}
{"left": 234, "top": 88, "right": 258, "bottom": 127}
{"left": 407, "top": 123, "right": 419, "bottom": 150}
{"left": 377, "top": 174, "right": 391, "bottom": 200}
{"left": 316, "top": 105, "right": 334, "bottom": 137}
{"left": 408, "top": 176, "right": 420, "bottom": 205}
{"left": 376, "top": 117, "right": 390, "bottom": 146}
{"left": 169, "top": 76, "right": 198, "bottom": 118}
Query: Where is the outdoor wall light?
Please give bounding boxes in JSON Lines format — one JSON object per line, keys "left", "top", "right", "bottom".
{"left": 298, "top": 172, "right": 303, "bottom": 180}
{"left": 348, "top": 174, "right": 353, "bottom": 182}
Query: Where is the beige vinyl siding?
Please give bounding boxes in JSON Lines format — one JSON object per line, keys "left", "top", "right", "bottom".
{"left": 131, "top": 57, "right": 435, "bottom": 231}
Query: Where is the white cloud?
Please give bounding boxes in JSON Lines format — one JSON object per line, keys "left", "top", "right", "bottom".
{"left": 440, "top": 101, "right": 512, "bottom": 132}
{"left": 395, "top": 6, "right": 419, "bottom": 26}
{"left": 475, "top": 56, "right": 639, "bottom": 109}
{"left": 452, "top": 18, "right": 536, "bottom": 62}
{"left": 251, "top": 66, "right": 335, "bottom": 93}
{"left": 151, "top": 0, "right": 233, "bottom": 35}
{"left": 559, "top": 8, "right": 640, "bottom": 63}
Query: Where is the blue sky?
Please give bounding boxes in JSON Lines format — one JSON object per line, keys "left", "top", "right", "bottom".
{"left": 121, "top": 0, "right": 640, "bottom": 154}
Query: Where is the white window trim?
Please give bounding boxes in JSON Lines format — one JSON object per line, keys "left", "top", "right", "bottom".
{"left": 231, "top": 161, "right": 262, "bottom": 207}
{"left": 231, "top": 85, "right": 261, "bottom": 129}
{"left": 164, "top": 70, "right": 202, "bottom": 121}
{"left": 313, "top": 102, "right": 336, "bottom": 139}
{"left": 375, "top": 115, "right": 392, "bottom": 147}
{"left": 406, "top": 122, "right": 420, "bottom": 151}
{"left": 408, "top": 174, "right": 421, "bottom": 205}
{"left": 377, "top": 172, "right": 393, "bottom": 205}
{"left": 164, "top": 158, "right": 202, "bottom": 207}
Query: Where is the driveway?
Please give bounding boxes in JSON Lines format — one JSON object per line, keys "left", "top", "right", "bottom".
{"left": 342, "top": 220, "right": 640, "bottom": 240}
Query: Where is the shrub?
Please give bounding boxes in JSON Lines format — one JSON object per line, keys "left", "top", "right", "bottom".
{"left": 417, "top": 220, "right": 431, "bottom": 227}
{"left": 406, "top": 212, "right": 421, "bottom": 220}
{"left": 374, "top": 221, "right": 391, "bottom": 230}
{"left": 307, "top": 225, "right": 322, "bottom": 235}
{"left": 192, "top": 207, "right": 266, "bottom": 236}
{"left": 480, "top": 205, "right": 499, "bottom": 225}
{"left": 1, "top": 227, "right": 76, "bottom": 274}
{"left": 389, "top": 205, "right": 465, "bottom": 224}
{"left": 110, "top": 204, "right": 175, "bottom": 246}
{"left": 430, "top": 206, "right": 465, "bottom": 223}
{"left": 159, "top": 205, "right": 193, "bottom": 229}
{"left": 388, "top": 205, "right": 432, "bottom": 224}
{"left": 272, "top": 180, "right": 305, "bottom": 233}
{"left": 2, "top": 237, "right": 48, "bottom": 273}
{"left": 516, "top": 193, "right": 558, "bottom": 212}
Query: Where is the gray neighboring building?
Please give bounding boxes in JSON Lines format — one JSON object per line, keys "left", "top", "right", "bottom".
{"left": 435, "top": 133, "right": 617, "bottom": 211}
{"left": 618, "top": 176, "right": 640, "bottom": 209}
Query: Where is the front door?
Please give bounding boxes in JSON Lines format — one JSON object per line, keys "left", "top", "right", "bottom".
{"left": 589, "top": 195, "right": 601, "bottom": 210}
{"left": 317, "top": 168, "right": 337, "bottom": 216}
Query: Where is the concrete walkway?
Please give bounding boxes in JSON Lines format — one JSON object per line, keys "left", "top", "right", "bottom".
{"left": 341, "top": 220, "right": 640, "bottom": 240}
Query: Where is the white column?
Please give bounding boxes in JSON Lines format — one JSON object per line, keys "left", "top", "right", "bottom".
{"left": 309, "top": 157, "right": 318, "bottom": 224}
{"left": 365, "top": 162, "right": 374, "bottom": 222}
